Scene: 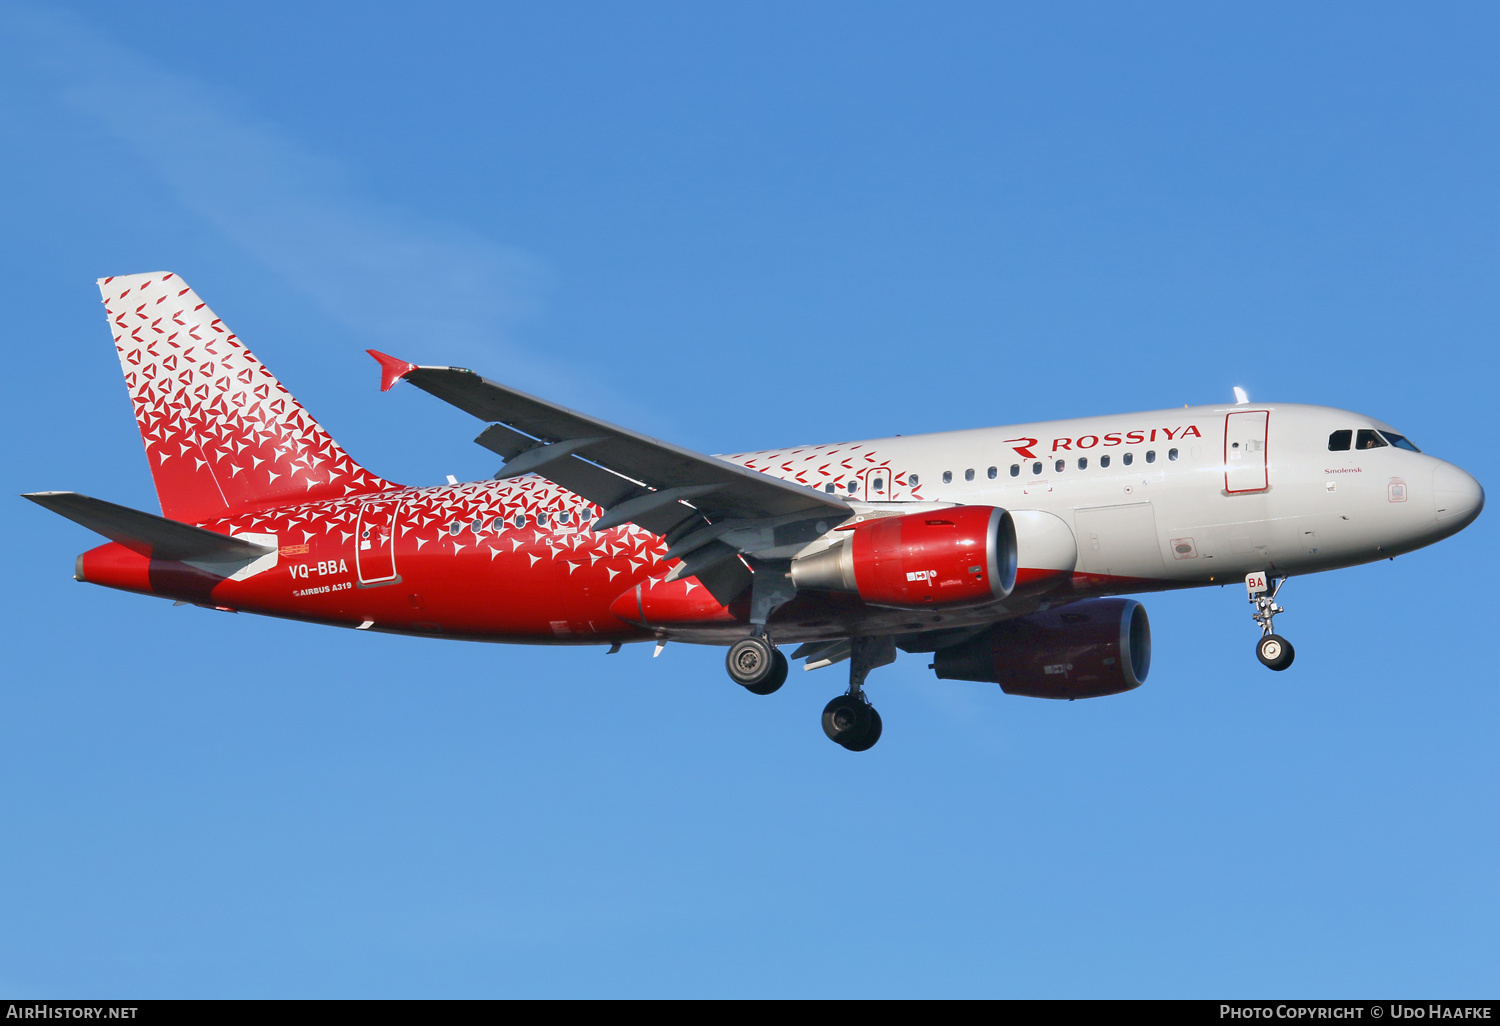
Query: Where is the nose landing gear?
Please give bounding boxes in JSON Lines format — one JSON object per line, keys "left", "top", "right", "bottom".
{"left": 1246, "top": 571, "right": 1295, "bottom": 671}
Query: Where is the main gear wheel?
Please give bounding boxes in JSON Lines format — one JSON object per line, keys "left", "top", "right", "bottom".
{"left": 726, "top": 637, "right": 788, "bottom": 694}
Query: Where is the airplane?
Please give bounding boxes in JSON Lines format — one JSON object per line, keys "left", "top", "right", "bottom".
{"left": 24, "top": 272, "right": 1485, "bottom": 751}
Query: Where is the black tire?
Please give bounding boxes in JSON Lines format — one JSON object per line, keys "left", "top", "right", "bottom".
{"left": 841, "top": 705, "right": 883, "bottom": 752}
{"left": 743, "top": 650, "right": 789, "bottom": 696}
{"left": 1256, "top": 634, "right": 1295, "bottom": 671}
{"left": 822, "top": 694, "right": 880, "bottom": 750}
{"left": 727, "top": 637, "right": 781, "bottom": 689}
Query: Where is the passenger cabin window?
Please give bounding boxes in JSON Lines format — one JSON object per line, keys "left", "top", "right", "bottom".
{"left": 909, "top": 473, "right": 920, "bottom": 486}
{"left": 1010, "top": 464, "right": 1020, "bottom": 477}
{"left": 471, "top": 517, "right": 485, "bottom": 534}
{"left": 1328, "top": 430, "right": 1352, "bottom": 451}
{"left": 942, "top": 471, "right": 952, "bottom": 484}
{"left": 825, "top": 483, "right": 836, "bottom": 493}
{"left": 1077, "top": 457, "right": 1087, "bottom": 470}
{"left": 1146, "top": 450, "right": 1156, "bottom": 464}
{"left": 847, "top": 480, "right": 858, "bottom": 493}
{"left": 987, "top": 467, "right": 997, "bottom": 479}
{"left": 1032, "top": 461, "right": 1042, "bottom": 475}
{"left": 1356, "top": 429, "right": 1387, "bottom": 450}
{"left": 578, "top": 509, "right": 592, "bottom": 522}
{"left": 872, "top": 476, "right": 885, "bottom": 493}
{"left": 558, "top": 511, "right": 571, "bottom": 525}
{"left": 1380, "top": 431, "right": 1420, "bottom": 452}
{"left": 964, "top": 469, "right": 974, "bottom": 482}
{"left": 447, "top": 521, "right": 462, "bottom": 536}
{"left": 513, "top": 513, "right": 527, "bottom": 529}
{"left": 489, "top": 517, "right": 505, "bottom": 532}
{"left": 1168, "top": 448, "right": 1179, "bottom": 461}
{"left": 1100, "top": 455, "right": 1111, "bottom": 468}
{"left": 1055, "top": 459, "right": 1066, "bottom": 473}
{"left": 1123, "top": 452, "right": 1134, "bottom": 466}
{"left": 536, "top": 512, "right": 549, "bottom": 527}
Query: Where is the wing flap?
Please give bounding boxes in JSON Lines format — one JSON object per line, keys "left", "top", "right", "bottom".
{"left": 539, "top": 455, "right": 642, "bottom": 511}
{"left": 696, "top": 554, "right": 754, "bottom": 607}
{"left": 474, "top": 422, "right": 536, "bottom": 461}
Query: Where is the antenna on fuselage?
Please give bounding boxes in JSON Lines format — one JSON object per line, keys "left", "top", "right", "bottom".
{"left": 1233, "top": 386, "right": 1249, "bottom": 405}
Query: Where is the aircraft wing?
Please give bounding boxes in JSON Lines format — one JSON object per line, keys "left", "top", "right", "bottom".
{"left": 368, "top": 350, "right": 849, "bottom": 556}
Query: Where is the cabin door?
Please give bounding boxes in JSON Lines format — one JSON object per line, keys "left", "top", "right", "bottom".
{"left": 356, "top": 498, "right": 402, "bottom": 585}
{"left": 1224, "top": 411, "right": 1270, "bottom": 494}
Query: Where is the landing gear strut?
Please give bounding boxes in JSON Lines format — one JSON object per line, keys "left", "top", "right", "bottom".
{"left": 822, "top": 636, "right": 893, "bottom": 751}
{"left": 726, "top": 635, "right": 788, "bottom": 695}
{"left": 1247, "top": 572, "right": 1295, "bottom": 671}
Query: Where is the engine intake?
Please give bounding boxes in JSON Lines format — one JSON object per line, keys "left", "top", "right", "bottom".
{"left": 932, "top": 598, "right": 1150, "bottom": 699}
{"left": 791, "top": 506, "right": 1017, "bottom": 609}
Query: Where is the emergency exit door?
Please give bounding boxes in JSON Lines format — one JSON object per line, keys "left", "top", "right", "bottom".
{"left": 1224, "top": 411, "right": 1269, "bottom": 493}
{"left": 356, "top": 498, "right": 401, "bottom": 585}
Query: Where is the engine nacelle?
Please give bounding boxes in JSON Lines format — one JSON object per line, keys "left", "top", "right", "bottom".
{"left": 932, "top": 598, "right": 1150, "bottom": 699}
{"left": 791, "top": 506, "right": 1017, "bottom": 609}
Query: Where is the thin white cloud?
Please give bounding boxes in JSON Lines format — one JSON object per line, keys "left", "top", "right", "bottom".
{"left": 6, "top": 4, "right": 549, "bottom": 367}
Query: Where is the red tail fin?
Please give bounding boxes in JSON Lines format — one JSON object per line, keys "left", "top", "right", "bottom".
{"left": 100, "top": 272, "right": 399, "bottom": 523}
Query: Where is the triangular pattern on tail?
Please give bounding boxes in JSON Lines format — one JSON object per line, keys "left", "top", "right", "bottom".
{"left": 101, "top": 271, "right": 398, "bottom": 523}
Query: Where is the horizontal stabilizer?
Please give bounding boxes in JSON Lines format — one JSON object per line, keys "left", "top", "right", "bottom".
{"left": 22, "top": 492, "right": 275, "bottom": 562}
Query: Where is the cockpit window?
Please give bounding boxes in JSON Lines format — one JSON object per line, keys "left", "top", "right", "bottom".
{"left": 1328, "top": 430, "right": 1351, "bottom": 451}
{"left": 1380, "top": 431, "right": 1421, "bottom": 452}
{"left": 1355, "top": 429, "right": 1387, "bottom": 450}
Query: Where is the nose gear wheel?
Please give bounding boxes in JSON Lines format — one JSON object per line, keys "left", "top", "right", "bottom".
{"left": 1247, "top": 574, "right": 1295, "bottom": 672}
{"left": 1256, "top": 633, "right": 1295, "bottom": 671}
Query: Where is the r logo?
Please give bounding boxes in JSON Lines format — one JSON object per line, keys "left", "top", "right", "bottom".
{"left": 1004, "top": 437, "right": 1039, "bottom": 460}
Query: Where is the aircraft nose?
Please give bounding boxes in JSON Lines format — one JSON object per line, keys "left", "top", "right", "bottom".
{"left": 1433, "top": 462, "right": 1484, "bottom": 528}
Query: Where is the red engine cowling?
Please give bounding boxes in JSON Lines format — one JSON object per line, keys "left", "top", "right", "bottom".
{"left": 932, "top": 598, "right": 1150, "bottom": 699}
{"left": 790, "top": 506, "right": 1017, "bottom": 609}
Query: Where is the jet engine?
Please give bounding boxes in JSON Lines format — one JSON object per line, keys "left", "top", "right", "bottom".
{"left": 790, "top": 506, "right": 1017, "bottom": 609}
{"left": 932, "top": 598, "right": 1150, "bottom": 699}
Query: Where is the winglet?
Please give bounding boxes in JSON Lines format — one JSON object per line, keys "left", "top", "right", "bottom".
{"left": 367, "top": 350, "right": 417, "bottom": 392}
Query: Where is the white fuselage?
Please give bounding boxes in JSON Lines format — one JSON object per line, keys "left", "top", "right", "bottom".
{"left": 731, "top": 401, "right": 1482, "bottom": 591}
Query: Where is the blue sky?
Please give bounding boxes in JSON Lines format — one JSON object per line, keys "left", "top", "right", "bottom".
{"left": 1, "top": 1, "right": 1496, "bottom": 997}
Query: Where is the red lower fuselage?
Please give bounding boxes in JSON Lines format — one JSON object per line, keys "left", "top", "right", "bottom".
{"left": 74, "top": 477, "right": 1140, "bottom": 646}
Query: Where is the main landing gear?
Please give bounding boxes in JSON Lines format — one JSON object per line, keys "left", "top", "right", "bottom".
{"left": 726, "top": 635, "right": 789, "bottom": 695}
{"left": 822, "top": 693, "right": 882, "bottom": 752}
{"left": 723, "top": 632, "right": 891, "bottom": 751}
{"left": 1246, "top": 572, "right": 1295, "bottom": 671}
{"left": 822, "top": 636, "right": 894, "bottom": 752}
